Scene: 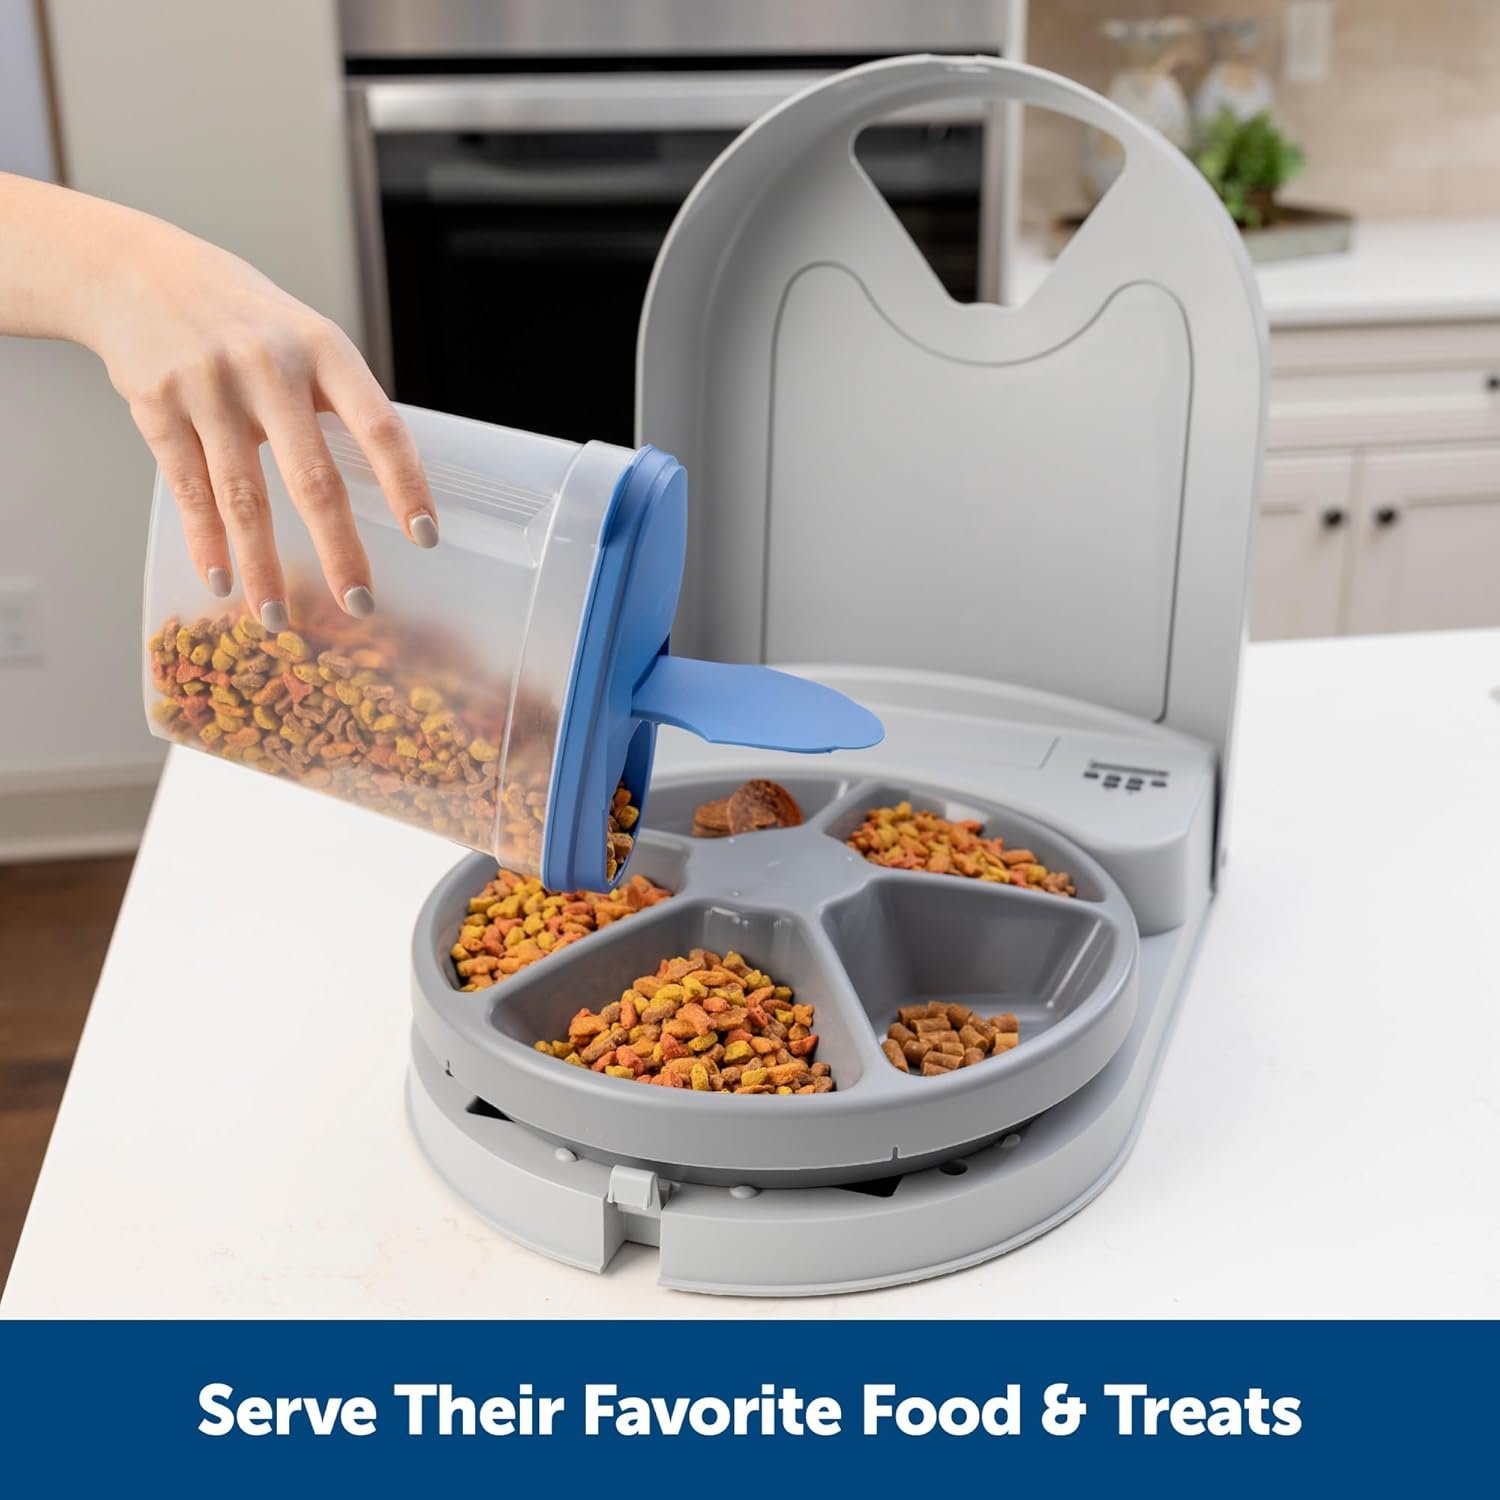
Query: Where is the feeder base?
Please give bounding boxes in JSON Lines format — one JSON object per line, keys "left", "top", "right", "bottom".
{"left": 407, "top": 898, "right": 1206, "bottom": 1297}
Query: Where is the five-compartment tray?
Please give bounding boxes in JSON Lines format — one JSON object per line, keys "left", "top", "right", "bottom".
{"left": 411, "top": 772, "right": 1140, "bottom": 1189}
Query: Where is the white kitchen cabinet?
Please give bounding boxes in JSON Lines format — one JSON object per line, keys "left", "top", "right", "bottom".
{"left": 1346, "top": 445, "right": 1500, "bottom": 634}
{"left": 1255, "top": 317, "right": 1500, "bottom": 639}
{"left": 1251, "top": 452, "right": 1356, "bottom": 640}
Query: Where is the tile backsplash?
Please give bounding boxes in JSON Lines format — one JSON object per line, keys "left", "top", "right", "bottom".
{"left": 1023, "top": 0, "right": 1500, "bottom": 228}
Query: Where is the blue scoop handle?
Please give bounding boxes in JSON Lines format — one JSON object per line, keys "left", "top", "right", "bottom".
{"left": 631, "top": 655, "right": 884, "bottom": 754}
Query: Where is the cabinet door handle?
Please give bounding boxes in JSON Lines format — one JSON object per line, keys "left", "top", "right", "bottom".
{"left": 1374, "top": 506, "right": 1400, "bottom": 528}
{"left": 1320, "top": 507, "right": 1346, "bottom": 528}
{"left": 1485, "top": 372, "right": 1500, "bottom": 392}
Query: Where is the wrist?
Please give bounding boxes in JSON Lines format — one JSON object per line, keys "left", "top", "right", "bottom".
{"left": 0, "top": 173, "right": 173, "bottom": 351}
{"left": 55, "top": 194, "right": 177, "bottom": 353}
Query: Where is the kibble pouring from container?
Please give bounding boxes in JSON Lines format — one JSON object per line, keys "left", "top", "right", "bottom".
{"left": 142, "top": 406, "right": 881, "bottom": 891}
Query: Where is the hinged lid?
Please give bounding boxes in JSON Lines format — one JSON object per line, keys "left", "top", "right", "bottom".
{"left": 638, "top": 56, "right": 1267, "bottom": 867}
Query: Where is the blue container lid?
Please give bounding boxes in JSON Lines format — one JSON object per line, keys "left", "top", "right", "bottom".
{"left": 540, "top": 445, "right": 883, "bottom": 889}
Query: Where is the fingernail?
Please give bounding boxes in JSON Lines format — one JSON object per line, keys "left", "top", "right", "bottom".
{"left": 208, "top": 567, "right": 231, "bottom": 598}
{"left": 260, "top": 599, "right": 289, "bottom": 633}
{"left": 410, "top": 513, "right": 438, "bottom": 549}
{"left": 343, "top": 585, "right": 375, "bottom": 618}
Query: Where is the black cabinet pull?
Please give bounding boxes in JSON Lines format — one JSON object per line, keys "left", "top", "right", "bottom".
{"left": 1485, "top": 373, "right": 1500, "bottom": 392}
{"left": 1320, "top": 507, "right": 1346, "bottom": 528}
{"left": 1375, "top": 506, "right": 1399, "bottom": 527}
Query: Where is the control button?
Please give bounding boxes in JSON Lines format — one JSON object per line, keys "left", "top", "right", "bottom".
{"left": 1151, "top": 779, "right": 1167, "bottom": 788}
{"left": 1084, "top": 770, "right": 1100, "bottom": 779}
{"left": 1103, "top": 776, "right": 1120, "bottom": 787}
{"left": 1126, "top": 778, "right": 1142, "bottom": 788}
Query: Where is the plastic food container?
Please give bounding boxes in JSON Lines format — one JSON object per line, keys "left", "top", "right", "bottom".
{"left": 142, "top": 405, "right": 882, "bottom": 890}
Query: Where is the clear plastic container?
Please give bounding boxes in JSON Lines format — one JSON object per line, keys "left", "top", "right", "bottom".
{"left": 143, "top": 403, "right": 883, "bottom": 889}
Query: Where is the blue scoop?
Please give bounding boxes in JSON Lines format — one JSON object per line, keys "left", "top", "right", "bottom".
{"left": 541, "top": 446, "right": 883, "bottom": 889}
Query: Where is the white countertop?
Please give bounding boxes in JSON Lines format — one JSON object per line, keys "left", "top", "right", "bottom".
{"left": 4, "top": 629, "right": 1499, "bottom": 1318}
{"left": 1017, "top": 217, "right": 1500, "bottom": 327}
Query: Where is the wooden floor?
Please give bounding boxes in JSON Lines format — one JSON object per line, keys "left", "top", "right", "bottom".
{"left": 0, "top": 856, "right": 134, "bottom": 1294}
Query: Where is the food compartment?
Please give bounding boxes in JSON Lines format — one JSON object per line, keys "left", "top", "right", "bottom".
{"left": 826, "top": 781, "right": 1106, "bottom": 901}
{"left": 416, "top": 838, "right": 690, "bottom": 990}
{"left": 644, "top": 772, "right": 851, "bottom": 839}
{"left": 486, "top": 898, "right": 867, "bottom": 1091}
{"left": 823, "top": 876, "right": 1122, "bottom": 1068}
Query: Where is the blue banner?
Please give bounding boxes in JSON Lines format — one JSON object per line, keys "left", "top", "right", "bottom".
{"left": 0, "top": 1320, "right": 1491, "bottom": 1493}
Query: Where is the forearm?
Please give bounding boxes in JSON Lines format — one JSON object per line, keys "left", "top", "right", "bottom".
{"left": 1, "top": 170, "right": 434, "bottom": 616}
{"left": 0, "top": 170, "right": 168, "bottom": 347}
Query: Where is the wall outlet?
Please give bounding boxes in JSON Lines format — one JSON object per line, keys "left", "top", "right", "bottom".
{"left": 0, "top": 579, "right": 45, "bottom": 666}
{"left": 1283, "top": 0, "right": 1333, "bottom": 83}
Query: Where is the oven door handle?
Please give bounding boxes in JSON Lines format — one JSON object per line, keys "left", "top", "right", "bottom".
{"left": 354, "top": 72, "right": 988, "bottom": 134}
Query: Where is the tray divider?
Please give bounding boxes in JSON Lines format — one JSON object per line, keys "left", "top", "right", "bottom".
{"left": 797, "top": 912, "right": 904, "bottom": 1095}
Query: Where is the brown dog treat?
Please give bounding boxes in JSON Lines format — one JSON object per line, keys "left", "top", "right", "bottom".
{"left": 725, "top": 779, "right": 804, "bottom": 835}
{"left": 691, "top": 797, "right": 732, "bottom": 837}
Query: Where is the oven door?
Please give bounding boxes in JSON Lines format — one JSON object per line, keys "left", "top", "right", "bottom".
{"left": 348, "top": 71, "right": 1012, "bottom": 445}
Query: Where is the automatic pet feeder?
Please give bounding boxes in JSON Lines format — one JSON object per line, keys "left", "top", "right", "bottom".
{"left": 407, "top": 56, "right": 1266, "bottom": 1294}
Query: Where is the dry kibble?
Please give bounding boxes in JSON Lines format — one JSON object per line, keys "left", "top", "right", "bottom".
{"left": 451, "top": 868, "right": 672, "bottom": 991}
{"left": 607, "top": 784, "right": 639, "bottom": 881}
{"left": 883, "top": 1001, "right": 1020, "bottom": 1075}
{"left": 147, "top": 584, "right": 640, "bottom": 876}
{"left": 691, "top": 779, "right": 802, "bottom": 838}
{"left": 847, "top": 801, "right": 1076, "bottom": 896}
{"left": 533, "top": 948, "right": 834, "bottom": 1094}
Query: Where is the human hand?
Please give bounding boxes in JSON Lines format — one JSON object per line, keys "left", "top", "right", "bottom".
{"left": 80, "top": 201, "right": 434, "bottom": 627}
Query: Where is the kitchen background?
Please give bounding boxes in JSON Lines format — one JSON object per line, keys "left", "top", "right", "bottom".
{"left": 1, "top": 0, "right": 1498, "bottom": 1284}
{"left": 1024, "top": 0, "right": 1500, "bottom": 226}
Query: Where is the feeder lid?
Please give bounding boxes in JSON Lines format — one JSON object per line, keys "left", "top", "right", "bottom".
{"left": 541, "top": 444, "right": 882, "bottom": 890}
{"left": 637, "top": 55, "right": 1267, "bottom": 871}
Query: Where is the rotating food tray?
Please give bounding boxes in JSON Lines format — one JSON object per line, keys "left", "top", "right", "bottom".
{"left": 411, "top": 772, "right": 1140, "bottom": 1189}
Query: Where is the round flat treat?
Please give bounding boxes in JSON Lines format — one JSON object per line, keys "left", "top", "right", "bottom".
{"left": 726, "top": 779, "right": 804, "bottom": 835}
{"left": 691, "top": 797, "right": 732, "bottom": 837}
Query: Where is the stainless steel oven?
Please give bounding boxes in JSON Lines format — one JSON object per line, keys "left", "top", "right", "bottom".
{"left": 341, "top": 0, "right": 1026, "bottom": 444}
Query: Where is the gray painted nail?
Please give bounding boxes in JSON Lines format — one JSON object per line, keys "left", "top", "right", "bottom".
{"left": 208, "top": 567, "right": 231, "bottom": 597}
{"left": 343, "top": 584, "right": 375, "bottom": 618}
{"left": 410, "top": 512, "right": 438, "bottom": 549}
{"left": 259, "top": 599, "right": 289, "bottom": 633}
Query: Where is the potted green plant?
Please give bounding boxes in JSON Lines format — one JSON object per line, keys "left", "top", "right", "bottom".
{"left": 1052, "top": 102, "right": 1349, "bottom": 263}
{"left": 1191, "top": 108, "right": 1306, "bottom": 228}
